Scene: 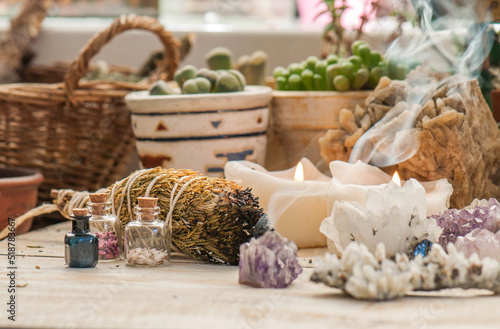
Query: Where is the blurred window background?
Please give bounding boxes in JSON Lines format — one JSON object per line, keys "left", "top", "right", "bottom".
{"left": 0, "top": 0, "right": 295, "bottom": 20}
{"left": 0, "top": 0, "right": 158, "bottom": 17}
{"left": 0, "top": 1, "right": 413, "bottom": 30}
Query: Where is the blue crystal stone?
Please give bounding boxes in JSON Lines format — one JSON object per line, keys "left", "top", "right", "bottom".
{"left": 413, "top": 239, "right": 432, "bottom": 258}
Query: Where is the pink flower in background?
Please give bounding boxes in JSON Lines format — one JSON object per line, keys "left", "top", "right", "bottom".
{"left": 297, "top": 0, "right": 376, "bottom": 30}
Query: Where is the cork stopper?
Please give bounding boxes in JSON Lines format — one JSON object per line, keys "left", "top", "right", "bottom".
{"left": 89, "top": 192, "right": 108, "bottom": 203}
{"left": 89, "top": 192, "right": 109, "bottom": 216}
{"left": 137, "top": 197, "right": 158, "bottom": 221}
{"left": 137, "top": 197, "right": 158, "bottom": 208}
{"left": 72, "top": 208, "right": 88, "bottom": 217}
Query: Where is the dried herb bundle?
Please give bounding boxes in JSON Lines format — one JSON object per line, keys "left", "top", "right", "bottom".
{"left": 105, "top": 167, "right": 264, "bottom": 265}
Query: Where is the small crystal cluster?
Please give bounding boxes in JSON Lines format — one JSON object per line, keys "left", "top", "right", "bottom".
{"left": 96, "top": 232, "right": 120, "bottom": 260}
{"left": 432, "top": 198, "right": 500, "bottom": 261}
{"left": 311, "top": 242, "right": 500, "bottom": 301}
{"left": 320, "top": 179, "right": 442, "bottom": 257}
{"left": 239, "top": 231, "right": 302, "bottom": 288}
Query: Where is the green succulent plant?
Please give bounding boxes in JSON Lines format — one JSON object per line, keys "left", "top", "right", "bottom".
{"left": 150, "top": 64, "right": 246, "bottom": 96}
{"left": 273, "top": 41, "right": 388, "bottom": 92}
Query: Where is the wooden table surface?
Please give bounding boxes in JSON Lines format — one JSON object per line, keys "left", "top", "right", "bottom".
{"left": 1, "top": 221, "right": 500, "bottom": 329}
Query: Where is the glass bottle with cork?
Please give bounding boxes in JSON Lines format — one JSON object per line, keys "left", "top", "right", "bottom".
{"left": 88, "top": 192, "right": 122, "bottom": 261}
{"left": 64, "top": 208, "right": 98, "bottom": 268}
{"left": 124, "top": 196, "right": 170, "bottom": 267}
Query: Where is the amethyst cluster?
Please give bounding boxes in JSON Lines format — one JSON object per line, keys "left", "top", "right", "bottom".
{"left": 432, "top": 198, "right": 500, "bottom": 261}
{"left": 239, "top": 231, "right": 302, "bottom": 288}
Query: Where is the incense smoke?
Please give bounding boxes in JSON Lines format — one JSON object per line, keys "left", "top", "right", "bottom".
{"left": 349, "top": 0, "right": 495, "bottom": 167}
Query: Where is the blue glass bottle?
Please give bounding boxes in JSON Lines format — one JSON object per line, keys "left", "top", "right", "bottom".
{"left": 64, "top": 208, "right": 98, "bottom": 268}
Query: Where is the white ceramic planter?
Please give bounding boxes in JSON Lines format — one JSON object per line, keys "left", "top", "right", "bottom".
{"left": 125, "top": 86, "right": 273, "bottom": 176}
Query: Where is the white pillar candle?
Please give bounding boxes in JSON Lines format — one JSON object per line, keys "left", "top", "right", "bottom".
{"left": 225, "top": 158, "right": 330, "bottom": 248}
{"left": 267, "top": 186, "right": 330, "bottom": 248}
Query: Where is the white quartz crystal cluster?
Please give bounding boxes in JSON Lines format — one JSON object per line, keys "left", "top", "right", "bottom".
{"left": 311, "top": 242, "right": 500, "bottom": 301}
{"left": 320, "top": 179, "right": 442, "bottom": 257}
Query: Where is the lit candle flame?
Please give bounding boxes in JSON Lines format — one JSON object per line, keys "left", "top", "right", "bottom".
{"left": 294, "top": 162, "right": 304, "bottom": 182}
{"left": 392, "top": 171, "right": 401, "bottom": 187}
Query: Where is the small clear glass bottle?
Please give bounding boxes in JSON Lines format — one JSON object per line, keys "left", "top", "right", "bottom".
{"left": 124, "top": 197, "right": 170, "bottom": 267}
{"left": 64, "top": 208, "right": 98, "bottom": 268}
{"left": 88, "top": 192, "right": 122, "bottom": 261}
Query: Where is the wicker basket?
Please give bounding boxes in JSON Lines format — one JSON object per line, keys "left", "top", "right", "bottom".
{"left": 21, "top": 62, "right": 140, "bottom": 84}
{"left": 0, "top": 14, "right": 180, "bottom": 203}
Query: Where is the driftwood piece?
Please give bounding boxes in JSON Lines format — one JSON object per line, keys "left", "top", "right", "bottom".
{"left": 0, "top": 0, "right": 54, "bottom": 83}
{"left": 319, "top": 71, "right": 500, "bottom": 209}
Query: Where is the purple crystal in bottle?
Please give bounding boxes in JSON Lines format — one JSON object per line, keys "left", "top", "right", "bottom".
{"left": 96, "top": 231, "right": 120, "bottom": 260}
{"left": 432, "top": 198, "right": 500, "bottom": 250}
{"left": 239, "top": 231, "right": 303, "bottom": 288}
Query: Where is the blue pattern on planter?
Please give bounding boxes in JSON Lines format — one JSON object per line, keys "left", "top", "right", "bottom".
{"left": 216, "top": 149, "right": 254, "bottom": 161}
{"left": 206, "top": 167, "right": 225, "bottom": 174}
{"left": 207, "top": 150, "right": 254, "bottom": 175}
{"left": 131, "top": 106, "right": 267, "bottom": 116}
{"left": 211, "top": 120, "right": 222, "bottom": 128}
{"left": 135, "top": 131, "right": 266, "bottom": 142}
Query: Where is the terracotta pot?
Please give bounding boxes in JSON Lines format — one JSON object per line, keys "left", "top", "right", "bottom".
{"left": 268, "top": 90, "right": 371, "bottom": 170}
{"left": 0, "top": 167, "right": 44, "bottom": 235}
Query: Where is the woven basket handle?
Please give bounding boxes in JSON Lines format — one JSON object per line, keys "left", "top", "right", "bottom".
{"left": 64, "top": 14, "right": 180, "bottom": 106}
